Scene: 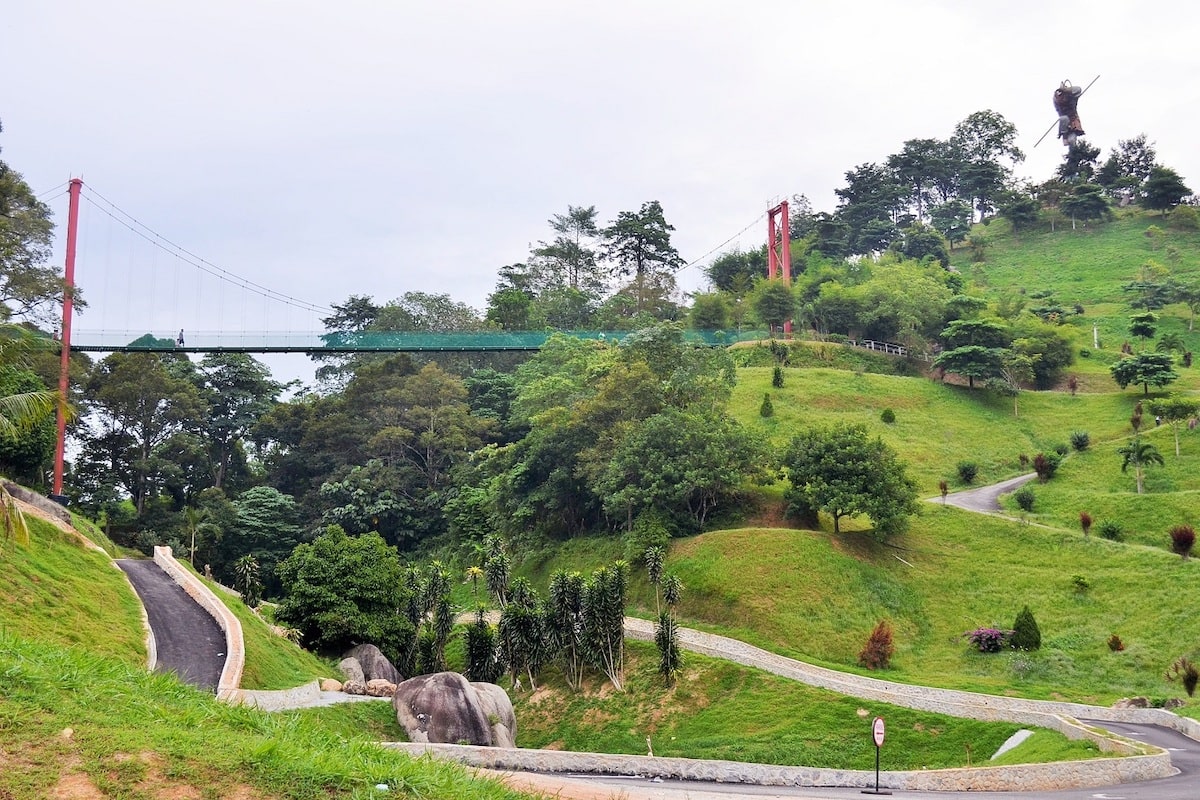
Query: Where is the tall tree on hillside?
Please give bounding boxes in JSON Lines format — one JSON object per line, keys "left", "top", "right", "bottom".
{"left": 600, "top": 201, "right": 685, "bottom": 314}
{"left": 198, "top": 353, "right": 281, "bottom": 490}
{"left": 887, "top": 138, "right": 953, "bottom": 221}
{"left": 0, "top": 122, "right": 77, "bottom": 327}
{"left": 1118, "top": 435, "right": 1164, "bottom": 495}
{"left": 1143, "top": 166, "right": 1192, "bottom": 214}
{"left": 834, "top": 162, "right": 905, "bottom": 252}
{"left": 1148, "top": 396, "right": 1200, "bottom": 456}
{"left": 1110, "top": 352, "right": 1178, "bottom": 396}
{"left": 79, "top": 352, "right": 207, "bottom": 515}
{"left": 783, "top": 422, "right": 919, "bottom": 537}
{"left": 950, "top": 110, "right": 1023, "bottom": 220}
{"left": 532, "top": 205, "right": 605, "bottom": 295}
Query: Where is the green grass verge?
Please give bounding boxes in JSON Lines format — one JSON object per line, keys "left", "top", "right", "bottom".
{"left": 514, "top": 641, "right": 1101, "bottom": 769}
{"left": 0, "top": 631, "right": 530, "bottom": 800}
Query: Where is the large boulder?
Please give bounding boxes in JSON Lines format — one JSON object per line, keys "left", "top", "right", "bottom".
{"left": 346, "top": 644, "right": 401, "bottom": 684}
{"left": 393, "top": 672, "right": 516, "bottom": 748}
{"left": 338, "top": 657, "right": 365, "bottom": 684}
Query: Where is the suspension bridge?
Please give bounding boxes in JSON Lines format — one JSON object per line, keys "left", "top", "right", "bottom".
{"left": 41, "top": 179, "right": 786, "bottom": 498}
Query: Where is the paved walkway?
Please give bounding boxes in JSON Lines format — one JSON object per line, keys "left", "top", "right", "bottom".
{"left": 930, "top": 472, "right": 1038, "bottom": 512}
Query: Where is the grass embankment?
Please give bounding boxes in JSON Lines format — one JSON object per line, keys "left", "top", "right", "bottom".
{"left": 0, "top": 631, "right": 528, "bottom": 800}
{"left": 0, "top": 518, "right": 532, "bottom": 799}
{"left": 511, "top": 641, "right": 1101, "bottom": 770}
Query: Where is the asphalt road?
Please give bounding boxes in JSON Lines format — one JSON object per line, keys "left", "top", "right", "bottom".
{"left": 118, "top": 559, "right": 226, "bottom": 692}
{"left": 933, "top": 473, "right": 1038, "bottom": 513}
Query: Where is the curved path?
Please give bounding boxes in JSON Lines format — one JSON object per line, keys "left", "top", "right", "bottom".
{"left": 117, "top": 559, "right": 227, "bottom": 692}
{"left": 933, "top": 472, "right": 1038, "bottom": 513}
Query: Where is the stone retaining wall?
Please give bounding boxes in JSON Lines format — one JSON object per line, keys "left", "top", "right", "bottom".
{"left": 152, "top": 546, "right": 244, "bottom": 698}
{"left": 383, "top": 741, "right": 1172, "bottom": 792}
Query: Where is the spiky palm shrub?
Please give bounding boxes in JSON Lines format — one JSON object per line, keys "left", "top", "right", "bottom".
{"left": 484, "top": 536, "right": 511, "bottom": 609}
{"left": 583, "top": 562, "right": 628, "bottom": 690}
{"left": 499, "top": 577, "right": 546, "bottom": 691}
{"left": 233, "top": 555, "right": 262, "bottom": 608}
{"left": 546, "top": 570, "right": 586, "bottom": 690}
{"left": 425, "top": 562, "right": 455, "bottom": 673}
{"left": 1170, "top": 524, "right": 1196, "bottom": 560}
{"left": 655, "top": 573, "right": 684, "bottom": 687}
{"left": 464, "top": 607, "right": 503, "bottom": 683}
{"left": 644, "top": 545, "right": 665, "bottom": 614}
{"left": 1167, "top": 657, "right": 1200, "bottom": 697}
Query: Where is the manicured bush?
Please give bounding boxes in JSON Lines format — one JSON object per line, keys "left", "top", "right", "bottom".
{"left": 858, "top": 620, "right": 895, "bottom": 670}
{"left": 1097, "top": 520, "right": 1124, "bottom": 541}
{"left": 772, "top": 365, "right": 784, "bottom": 388}
{"left": 1107, "top": 634, "right": 1125, "bottom": 652}
{"left": 1079, "top": 511, "right": 1093, "bottom": 537}
{"left": 1169, "top": 524, "right": 1196, "bottom": 560}
{"left": 880, "top": 408, "right": 896, "bottom": 424}
{"left": 1070, "top": 430, "right": 1090, "bottom": 451}
{"left": 957, "top": 461, "right": 978, "bottom": 485}
{"left": 760, "top": 393, "right": 774, "bottom": 418}
{"left": 964, "top": 627, "right": 1009, "bottom": 653}
{"left": 1013, "top": 486, "right": 1035, "bottom": 512}
{"left": 1010, "top": 606, "right": 1042, "bottom": 651}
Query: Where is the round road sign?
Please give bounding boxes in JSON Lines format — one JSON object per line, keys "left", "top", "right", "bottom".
{"left": 872, "top": 716, "right": 886, "bottom": 747}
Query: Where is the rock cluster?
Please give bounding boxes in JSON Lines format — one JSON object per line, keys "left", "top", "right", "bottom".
{"left": 393, "top": 671, "right": 515, "bottom": 747}
{"left": 337, "top": 644, "right": 400, "bottom": 696}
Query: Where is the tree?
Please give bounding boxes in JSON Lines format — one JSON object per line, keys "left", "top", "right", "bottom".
{"left": 1055, "top": 140, "right": 1101, "bottom": 182}
{"left": 1143, "top": 166, "right": 1192, "bottom": 214}
{"left": 1059, "top": 183, "right": 1112, "bottom": 226}
{"left": 531, "top": 205, "right": 604, "bottom": 295}
{"left": 998, "top": 191, "right": 1041, "bottom": 233}
{"left": 1010, "top": 606, "right": 1041, "bottom": 651}
{"left": 752, "top": 280, "right": 796, "bottom": 333}
{"left": 890, "top": 223, "right": 949, "bottom": 267}
{"left": 79, "top": 352, "right": 207, "bottom": 515}
{"left": 222, "top": 486, "right": 303, "bottom": 595}
{"left": 929, "top": 199, "right": 974, "bottom": 247}
{"left": 1110, "top": 352, "right": 1178, "bottom": 395}
{"left": 0, "top": 128, "right": 74, "bottom": 327}
{"left": 198, "top": 353, "right": 281, "bottom": 490}
{"left": 783, "top": 422, "right": 919, "bottom": 537}
{"left": 689, "top": 292, "right": 730, "bottom": 331}
{"left": 655, "top": 572, "right": 683, "bottom": 687}
{"left": 859, "top": 620, "right": 895, "bottom": 670}
{"left": 1147, "top": 396, "right": 1200, "bottom": 456}
{"left": 274, "top": 526, "right": 414, "bottom": 662}
{"left": 1170, "top": 525, "right": 1196, "bottom": 560}
{"left": 951, "top": 110, "right": 1023, "bottom": 220}
{"left": 600, "top": 201, "right": 685, "bottom": 313}
{"left": 934, "top": 345, "right": 1003, "bottom": 388}
{"left": 1117, "top": 435, "right": 1164, "bottom": 494}
{"left": 704, "top": 248, "right": 766, "bottom": 294}
{"left": 992, "top": 351, "right": 1036, "bottom": 417}
{"left": 887, "top": 138, "right": 953, "bottom": 222}
{"left": 582, "top": 562, "right": 628, "bottom": 690}
{"left": 1128, "top": 311, "right": 1158, "bottom": 346}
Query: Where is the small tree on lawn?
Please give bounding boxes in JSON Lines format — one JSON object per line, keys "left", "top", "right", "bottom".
{"left": 1118, "top": 435, "right": 1165, "bottom": 494}
{"left": 1170, "top": 524, "right": 1196, "bottom": 560}
{"left": 1111, "top": 352, "right": 1179, "bottom": 396}
{"left": 1148, "top": 396, "right": 1200, "bottom": 456}
{"left": 760, "top": 393, "right": 774, "bottom": 417}
{"left": 772, "top": 365, "right": 784, "bottom": 388}
{"left": 1079, "top": 511, "right": 1093, "bottom": 537}
{"left": 859, "top": 620, "right": 895, "bottom": 670}
{"left": 1010, "top": 606, "right": 1042, "bottom": 651}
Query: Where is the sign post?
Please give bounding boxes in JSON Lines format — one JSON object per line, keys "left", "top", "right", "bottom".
{"left": 862, "top": 716, "right": 891, "bottom": 795}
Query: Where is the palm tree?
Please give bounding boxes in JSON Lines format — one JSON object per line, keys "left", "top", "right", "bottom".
{"left": 181, "top": 507, "right": 219, "bottom": 566}
{"left": 0, "top": 326, "right": 70, "bottom": 546}
{"left": 1118, "top": 435, "right": 1165, "bottom": 494}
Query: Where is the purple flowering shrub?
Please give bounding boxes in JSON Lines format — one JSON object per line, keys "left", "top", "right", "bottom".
{"left": 964, "top": 627, "right": 1011, "bottom": 653}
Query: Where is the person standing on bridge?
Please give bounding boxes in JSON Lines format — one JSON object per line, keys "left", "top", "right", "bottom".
{"left": 176, "top": 329, "right": 185, "bottom": 348}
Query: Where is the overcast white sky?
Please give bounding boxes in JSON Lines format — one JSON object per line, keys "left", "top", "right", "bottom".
{"left": 5, "top": 1, "right": 1200, "bottom": 361}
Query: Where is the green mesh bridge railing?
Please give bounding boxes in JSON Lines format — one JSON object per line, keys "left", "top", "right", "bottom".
{"left": 67, "top": 329, "right": 773, "bottom": 353}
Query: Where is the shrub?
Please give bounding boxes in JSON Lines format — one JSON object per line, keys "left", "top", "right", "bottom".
{"left": 1097, "top": 520, "right": 1124, "bottom": 541}
{"left": 880, "top": 408, "right": 896, "bottom": 424}
{"left": 772, "top": 365, "right": 784, "bottom": 388}
{"left": 1167, "top": 657, "right": 1200, "bottom": 697}
{"left": 1079, "top": 511, "right": 1093, "bottom": 537}
{"left": 1032, "top": 452, "right": 1060, "bottom": 481}
{"left": 964, "top": 627, "right": 1009, "bottom": 653}
{"left": 1170, "top": 524, "right": 1196, "bottom": 560}
{"left": 760, "top": 393, "right": 774, "bottom": 418}
{"left": 957, "top": 461, "right": 978, "bottom": 485}
{"left": 1107, "top": 634, "right": 1125, "bottom": 652}
{"left": 623, "top": 509, "right": 672, "bottom": 564}
{"left": 1010, "top": 606, "right": 1042, "bottom": 651}
{"left": 1053, "top": 442, "right": 1069, "bottom": 456}
{"left": 1013, "top": 486, "right": 1035, "bottom": 512}
{"left": 1169, "top": 204, "right": 1200, "bottom": 231}
{"left": 1070, "top": 430, "right": 1090, "bottom": 451}
{"left": 1018, "top": 453, "right": 1030, "bottom": 468}
{"left": 1072, "top": 574, "right": 1090, "bottom": 593}
{"left": 858, "top": 620, "right": 895, "bottom": 670}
